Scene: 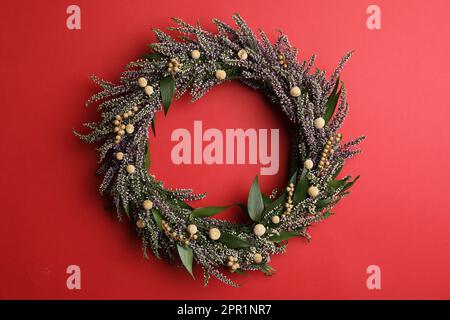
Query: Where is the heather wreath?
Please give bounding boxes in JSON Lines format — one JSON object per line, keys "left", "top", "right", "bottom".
{"left": 74, "top": 14, "right": 364, "bottom": 287}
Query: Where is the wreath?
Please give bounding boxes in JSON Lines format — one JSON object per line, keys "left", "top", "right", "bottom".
{"left": 75, "top": 15, "right": 364, "bottom": 287}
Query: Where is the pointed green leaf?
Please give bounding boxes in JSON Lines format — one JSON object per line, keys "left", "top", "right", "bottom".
{"left": 293, "top": 168, "right": 308, "bottom": 204}
{"left": 151, "top": 208, "right": 163, "bottom": 229}
{"left": 233, "top": 269, "right": 248, "bottom": 276}
{"left": 150, "top": 117, "right": 156, "bottom": 136}
{"left": 218, "top": 232, "right": 252, "bottom": 249}
{"left": 328, "top": 176, "right": 349, "bottom": 190}
{"left": 176, "top": 200, "right": 193, "bottom": 210}
{"left": 247, "top": 176, "right": 264, "bottom": 222}
{"left": 262, "top": 194, "right": 272, "bottom": 209}
{"left": 177, "top": 244, "right": 195, "bottom": 279}
{"left": 332, "top": 160, "right": 344, "bottom": 179}
{"left": 123, "top": 203, "right": 131, "bottom": 221}
{"left": 142, "top": 52, "right": 162, "bottom": 61}
{"left": 316, "top": 198, "right": 333, "bottom": 210}
{"left": 262, "top": 193, "right": 286, "bottom": 216}
{"left": 341, "top": 175, "right": 360, "bottom": 192}
{"left": 190, "top": 206, "right": 229, "bottom": 218}
{"left": 144, "top": 142, "right": 150, "bottom": 171}
{"left": 160, "top": 75, "right": 175, "bottom": 115}
{"left": 323, "top": 77, "right": 342, "bottom": 124}
{"left": 269, "top": 231, "right": 299, "bottom": 242}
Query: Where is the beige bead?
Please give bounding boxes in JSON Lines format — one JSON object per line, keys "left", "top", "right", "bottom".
{"left": 308, "top": 186, "right": 320, "bottom": 197}
{"left": 271, "top": 215, "right": 280, "bottom": 224}
{"left": 118, "top": 130, "right": 125, "bottom": 136}
{"left": 114, "top": 127, "right": 120, "bottom": 133}
{"left": 228, "top": 256, "right": 234, "bottom": 261}
{"left": 132, "top": 106, "right": 138, "bottom": 112}
{"left": 304, "top": 159, "right": 314, "bottom": 170}
{"left": 237, "top": 49, "right": 248, "bottom": 60}
{"left": 227, "top": 261, "right": 233, "bottom": 267}
{"left": 115, "top": 135, "right": 121, "bottom": 140}
{"left": 144, "top": 86, "right": 155, "bottom": 96}
{"left": 115, "top": 115, "right": 122, "bottom": 121}
{"left": 143, "top": 200, "right": 153, "bottom": 210}
{"left": 231, "top": 264, "right": 239, "bottom": 270}
{"left": 120, "top": 124, "right": 126, "bottom": 130}
{"left": 253, "top": 253, "right": 263, "bottom": 264}
{"left": 215, "top": 69, "right": 226, "bottom": 80}
{"left": 115, "top": 152, "right": 124, "bottom": 161}
{"left": 314, "top": 117, "right": 325, "bottom": 129}
{"left": 191, "top": 49, "right": 201, "bottom": 60}
{"left": 136, "top": 219, "right": 145, "bottom": 229}
{"left": 123, "top": 113, "right": 129, "bottom": 119}
{"left": 290, "top": 86, "right": 301, "bottom": 97}
{"left": 113, "top": 120, "right": 120, "bottom": 126}
{"left": 187, "top": 224, "right": 198, "bottom": 235}
{"left": 137, "top": 77, "right": 147, "bottom": 88}
{"left": 125, "top": 124, "right": 134, "bottom": 134}
{"left": 209, "top": 228, "right": 221, "bottom": 240}
{"left": 126, "top": 165, "right": 135, "bottom": 174}
{"left": 253, "top": 224, "right": 266, "bottom": 236}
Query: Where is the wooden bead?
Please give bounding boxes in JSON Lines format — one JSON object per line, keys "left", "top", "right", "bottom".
{"left": 253, "top": 253, "right": 263, "bottom": 264}
{"left": 126, "top": 165, "right": 135, "bottom": 174}
{"left": 137, "top": 77, "right": 147, "bottom": 88}
{"left": 215, "top": 69, "right": 226, "bottom": 80}
{"left": 237, "top": 49, "right": 248, "bottom": 60}
{"left": 314, "top": 117, "right": 325, "bottom": 129}
{"left": 136, "top": 219, "right": 145, "bottom": 229}
{"left": 191, "top": 50, "right": 201, "bottom": 59}
{"left": 308, "top": 186, "right": 320, "bottom": 197}
{"left": 125, "top": 124, "right": 134, "bottom": 134}
{"left": 271, "top": 215, "right": 280, "bottom": 224}
{"left": 253, "top": 224, "right": 266, "bottom": 236}
{"left": 304, "top": 159, "right": 314, "bottom": 170}
{"left": 209, "top": 228, "right": 221, "bottom": 240}
{"left": 290, "top": 86, "right": 301, "bottom": 97}
{"left": 187, "top": 224, "right": 198, "bottom": 235}
{"left": 115, "top": 152, "right": 124, "bottom": 161}
{"left": 143, "top": 200, "right": 153, "bottom": 210}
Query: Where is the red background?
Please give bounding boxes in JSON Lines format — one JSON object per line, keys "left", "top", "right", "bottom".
{"left": 1, "top": 0, "right": 449, "bottom": 299}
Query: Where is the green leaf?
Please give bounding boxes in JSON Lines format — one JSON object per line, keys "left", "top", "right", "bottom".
{"left": 123, "top": 203, "right": 131, "bottom": 221}
{"left": 332, "top": 160, "right": 344, "bottom": 179}
{"left": 288, "top": 170, "right": 298, "bottom": 185}
{"left": 293, "top": 168, "right": 308, "bottom": 204}
{"left": 323, "top": 77, "right": 342, "bottom": 124}
{"left": 328, "top": 177, "right": 349, "bottom": 190}
{"left": 316, "top": 198, "right": 333, "bottom": 210}
{"left": 142, "top": 52, "right": 162, "bottom": 61}
{"left": 218, "top": 232, "right": 252, "bottom": 249}
{"left": 262, "top": 193, "right": 286, "bottom": 216}
{"left": 269, "top": 231, "right": 299, "bottom": 242}
{"left": 160, "top": 75, "right": 175, "bottom": 115}
{"left": 177, "top": 244, "right": 195, "bottom": 279}
{"left": 233, "top": 269, "right": 247, "bottom": 276}
{"left": 261, "top": 264, "right": 275, "bottom": 276}
{"left": 262, "top": 194, "right": 272, "bottom": 209}
{"left": 176, "top": 199, "right": 193, "bottom": 210}
{"left": 247, "top": 176, "right": 264, "bottom": 222}
{"left": 190, "top": 206, "right": 229, "bottom": 218}
{"left": 150, "top": 117, "right": 156, "bottom": 136}
{"left": 144, "top": 142, "right": 150, "bottom": 171}
{"left": 341, "top": 175, "right": 360, "bottom": 192}
{"left": 151, "top": 208, "right": 163, "bottom": 229}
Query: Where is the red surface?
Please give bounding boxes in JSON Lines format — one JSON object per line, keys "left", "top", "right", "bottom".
{"left": 1, "top": 0, "right": 449, "bottom": 299}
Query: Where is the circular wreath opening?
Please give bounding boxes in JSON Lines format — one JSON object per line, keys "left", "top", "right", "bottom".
{"left": 75, "top": 14, "right": 365, "bottom": 287}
